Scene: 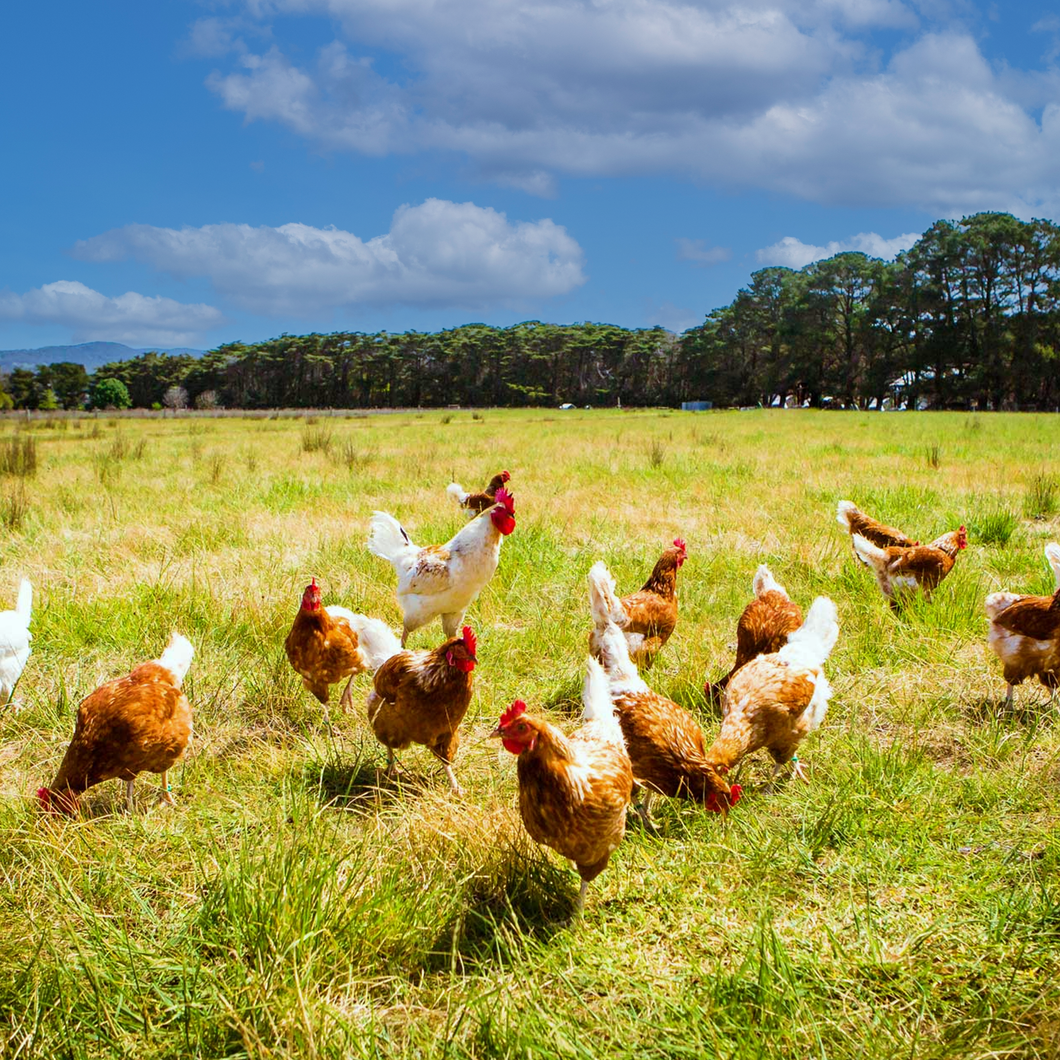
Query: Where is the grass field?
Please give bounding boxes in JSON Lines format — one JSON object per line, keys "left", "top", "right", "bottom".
{"left": 2, "top": 407, "right": 1060, "bottom": 1060}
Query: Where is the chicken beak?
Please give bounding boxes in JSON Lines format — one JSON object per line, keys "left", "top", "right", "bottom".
{"left": 487, "top": 724, "right": 503, "bottom": 740}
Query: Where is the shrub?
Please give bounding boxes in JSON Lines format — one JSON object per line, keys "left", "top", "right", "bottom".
{"left": 90, "top": 378, "right": 131, "bottom": 410}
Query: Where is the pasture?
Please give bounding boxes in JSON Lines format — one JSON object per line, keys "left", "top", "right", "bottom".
{"left": 1, "top": 407, "right": 1059, "bottom": 1060}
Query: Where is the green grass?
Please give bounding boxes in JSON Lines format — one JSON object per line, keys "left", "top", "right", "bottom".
{"left": 2, "top": 408, "right": 1060, "bottom": 1059}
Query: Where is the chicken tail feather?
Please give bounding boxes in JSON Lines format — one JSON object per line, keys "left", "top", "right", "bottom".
{"left": 752, "top": 564, "right": 787, "bottom": 599}
{"left": 158, "top": 632, "right": 195, "bottom": 687}
{"left": 14, "top": 579, "right": 32, "bottom": 625}
{"left": 836, "top": 499, "right": 858, "bottom": 530}
{"left": 587, "top": 561, "right": 624, "bottom": 630}
{"left": 779, "top": 596, "right": 838, "bottom": 670}
{"left": 367, "top": 511, "right": 415, "bottom": 564}
{"left": 850, "top": 533, "right": 887, "bottom": 572}
{"left": 1046, "top": 542, "right": 1060, "bottom": 590}
{"left": 346, "top": 615, "right": 402, "bottom": 672}
{"left": 446, "top": 482, "right": 468, "bottom": 507}
{"left": 580, "top": 656, "right": 625, "bottom": 746}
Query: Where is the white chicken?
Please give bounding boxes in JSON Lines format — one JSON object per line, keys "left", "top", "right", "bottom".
{"left": 0, "top": 579, "right": 32, "bottom": 707}
{"left": 367, "top": 487, "right": 516, "bottom": 646}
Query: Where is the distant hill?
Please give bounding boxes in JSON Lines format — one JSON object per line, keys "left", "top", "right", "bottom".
{"left": 0, "top": 342, "right": 205, "bottom": 373}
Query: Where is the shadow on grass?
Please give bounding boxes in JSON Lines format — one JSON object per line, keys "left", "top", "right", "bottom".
{"left": 962, "top": 693, "right": 1058, "bottom": 729}
{"left": 427, "top": 845, "right": 577, "bottom": 973}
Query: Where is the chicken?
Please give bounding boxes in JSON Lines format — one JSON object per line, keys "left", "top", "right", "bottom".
{"left": 368, "top": 487, "right": 516, "bottom": 646}
{"left": 587, "top": 540, "right": 686, "bottom": 669}
{"left": 705, "top": 564, "right": 803, "bottom": 701}
{"left": 446, "top": 470, "right": 511, "bottom": 517}
{"left": 365, "top": 625, "right": 477, "bottom": 794}
{"left": 836, "top": 500, "right": 918, "bottom": 557}
{"left": 851, "top": 526, "right": 967, "bottom": 608}
{"left": 284, "top": 577, "right": 401, "bottom": 723}
{"left": 588, "top": 562, "right": 740, "bottom": 822}
{"left": 706, "top": 597, "right": 839, "bottom": 784}
{"left": 491, "top": 657, "right": 633, "bottom": 915}
{"left": 0, "top": 578, "right": 32, "bottom": 707}
{"left": 985, "top": 542, "right": 1060, "bottom": 707}
{"left": 37, "top": 633, "right": 194, "bottom": 815}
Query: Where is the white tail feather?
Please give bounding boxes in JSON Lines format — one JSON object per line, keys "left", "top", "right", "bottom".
{"left": 851, "top": 533, "right": 887, "bottom": 572}
{"left": 836, "top": 500, "right": 858, "bottom": 530}
{"left": 446, "top": 482, "right": 468, "bottom": 507}
{"left": 1045, "top": 542, "right": 1060, "bottom": 590}
{"left": 587, "top": 560, "right": 626, "bottom": 630}
{"left": 345, "top": 613, "right": 402, "bottom": 671}
{"left": 753, "top": 564, "right": 787, "bottom": 599}
{"left": 778, "top": 597, "right": 838, "bottom": 670}
{"left": 14, "top": 579, "right": 31, "bottom": 625}
{"left": 157, "top": 632, "right": 194, "bottom": 686}
{"left": 580, "top": 656, "right": 625, "bottom": 746}
{"left": 367, "top": 511, "right": 415, "bottom": 565}
{"left": 985, "top": 591, "right": 1023, "bottom": 621}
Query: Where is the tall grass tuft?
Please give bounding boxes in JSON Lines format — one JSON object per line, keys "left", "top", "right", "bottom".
{"left": 1024, "top": 472, "right": 1059, "bottom": 520}
{"left": 1, "top": 481, "right": 28, "bottom": 529}
{"left": 333, "top": 439, "right": 373, "bottom": 471}
{"left": 648, "top": 438, "right": 666, "bottom": 468}
{"left": 301, "top": 423, "right": 334, "bottom": 454}
{"left": 969, "top": 499, "right": 1019, "bottom": 546}
{"left": 0, "top": 436, "right": 38, "bottom": 477}
{"left": 925, "top": 443, "right": 941, "bottom": 469}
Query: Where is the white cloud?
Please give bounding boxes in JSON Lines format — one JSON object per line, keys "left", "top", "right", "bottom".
{"left": 194, "top": 3, "right": 1060, "bottom": 214}
{"left": 676, "top": 239, "right": 732, "bottom": 266}
{"left": 72, "top": 199, "right": 586, "bottom": 315}
{"left": 0, "top": 281, "right": 224, "bottom": 346}
{"left": 755, "top": 231, "right": 920, "bottom": 268}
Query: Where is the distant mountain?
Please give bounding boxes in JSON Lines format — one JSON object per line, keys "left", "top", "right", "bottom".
{"left": 0, "top": 342, "right": 205, "bottom": 373}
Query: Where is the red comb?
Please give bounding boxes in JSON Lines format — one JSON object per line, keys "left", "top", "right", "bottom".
{"left": 501, "top": 470, "right": 511, "bottom": 481}
{"left": 673, "top": 537, "right": 686, "bottom": 552}
{"left": 499, "top": 700, "right": 526, "bottom": 727}
{"left": 461, "top": 625, "right": 477, "bottom": 656}
{"left": 310, "top": 577, "right": 318, "bottom": 589}
{"left": 494, "top": 487, "right": 515, "bottom": 513}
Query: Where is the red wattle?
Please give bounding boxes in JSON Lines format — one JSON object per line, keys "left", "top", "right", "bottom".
{"left": 502, "top": 737, "right": 526, "bottom": 755}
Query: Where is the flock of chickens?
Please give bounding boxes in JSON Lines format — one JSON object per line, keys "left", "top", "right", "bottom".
{"left": 2, "top": 473, "right": 1059, "bottom": 915}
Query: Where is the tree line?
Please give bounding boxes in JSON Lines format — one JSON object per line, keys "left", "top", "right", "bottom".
{"left": 1, "top": 212, "right": 1058, "bottom": 412}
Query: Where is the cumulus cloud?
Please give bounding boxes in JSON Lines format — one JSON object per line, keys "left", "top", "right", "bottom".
{"left": 676, "top": 239, "right": 732, "bottom": 267}
{"left": 72, "top": 199, "right": 586, "bottom": 315}
{"left": 755, "top": 231, "right": 920, "bottom": 268}
{"left": 0, "top": 281, "right": 224, "bottom": 345}
{"left": 193, "top": 2, "right": 1060, "bottom": 214}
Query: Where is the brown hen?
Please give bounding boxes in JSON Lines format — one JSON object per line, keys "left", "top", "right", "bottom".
{"left": 38, "top": 633, "right": 195, "bottom": 814}
{"left": 366, "top": 626, "right": 477, "bottom": 793}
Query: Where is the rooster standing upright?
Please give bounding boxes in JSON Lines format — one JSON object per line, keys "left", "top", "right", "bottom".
{"left": 368, "top": 488, "right": 516, "bottom": 646}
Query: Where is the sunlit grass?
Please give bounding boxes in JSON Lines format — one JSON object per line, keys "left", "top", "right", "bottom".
{"left": 1, "top": 408, "right": 1059, "bottom": 1058}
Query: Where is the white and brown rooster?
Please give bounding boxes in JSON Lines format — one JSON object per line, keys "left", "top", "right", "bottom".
{"left": 368, "top": 488, "right": 516, "bottom": 646}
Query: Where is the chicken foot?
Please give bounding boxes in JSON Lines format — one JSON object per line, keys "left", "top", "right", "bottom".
{"left": 159, "top": 770, "right": 176, "bottom": 806}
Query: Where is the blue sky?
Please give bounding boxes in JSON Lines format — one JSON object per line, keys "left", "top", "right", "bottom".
{"left": 2, "top": 0, "right": 1059, "bottom": 350}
